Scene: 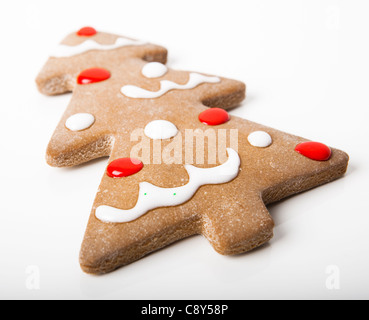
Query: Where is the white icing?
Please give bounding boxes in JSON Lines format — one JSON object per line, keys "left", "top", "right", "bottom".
{"left": 248, "top": 131, "right": 272, "bottom": 148}
{"left": 95, "top": 148, "right": 240, "bottom": 223}
{"left": 65, "top": 113, "right": 95, "bottom": 131}
{"left": 51, "top": 37, "right": 146, "bottom": 58}
{"left": 144, "top": 120, "right": 178, "bottom": 140}
{"left": 142, "top": 62, "right": 168, "bottom": 78}
{"left": 121, "top": 73, "right": 221, "bottom": 99}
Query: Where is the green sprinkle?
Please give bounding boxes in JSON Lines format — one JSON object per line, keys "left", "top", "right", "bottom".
{"left": 144, "top": 193, "right": 147, "bottom": 195}
{"left": 173, "top": 193, "right": 177, "bottom": 196}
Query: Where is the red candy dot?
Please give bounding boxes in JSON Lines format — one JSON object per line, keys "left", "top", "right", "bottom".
{"left": 107, "top": 158, "right": 144, "bottom": 178}
{"left": 77, "top": 27, "right": 97, "bottom": 37}
{"left": 295, "top": 142, "right": 332, "bottom": 161}
{"left": 199, "top": 108, "right": 230, "bottom": 126}
{"left": 77, "top": 68, "right": 111, "bottom": 85}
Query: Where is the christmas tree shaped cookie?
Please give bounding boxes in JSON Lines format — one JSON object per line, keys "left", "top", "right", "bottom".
{"left": 36, "top": 27, "right": 349, "bottom": 274}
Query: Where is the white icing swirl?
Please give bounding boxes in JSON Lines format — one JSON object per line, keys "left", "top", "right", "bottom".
{"left": 121, "top": 73, "right": 221, "bottom": 99}
{"left": 95, "top": 148, "right": 240, "bottom": 223}
{"left": 51, "top": 37, "right": 146, "bottom": 58}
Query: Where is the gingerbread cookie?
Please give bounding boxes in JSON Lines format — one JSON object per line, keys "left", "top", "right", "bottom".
{"left": 36, "top": 27, "right": 349, "bottom": 274}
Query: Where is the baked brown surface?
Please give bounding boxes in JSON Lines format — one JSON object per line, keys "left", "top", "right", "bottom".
{"left": 36, "top": 29, "right": 349, "bottom": 274}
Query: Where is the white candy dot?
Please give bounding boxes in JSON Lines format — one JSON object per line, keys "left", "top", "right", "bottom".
{"left": 65, "top": 113, "right": 95, "bottom": 132}
{"left": 142, "top": 62, "right": 168, "bottom": 78}
{"left": 144, "top": 120, "right": 178, "bottom": 140}
{"left": 248, "top": 131, "right": 272, "bottom": 148}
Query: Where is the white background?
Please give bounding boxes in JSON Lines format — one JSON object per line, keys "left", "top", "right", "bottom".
{"left": 0, "top": 0, "right": 368, "bottom": 300}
